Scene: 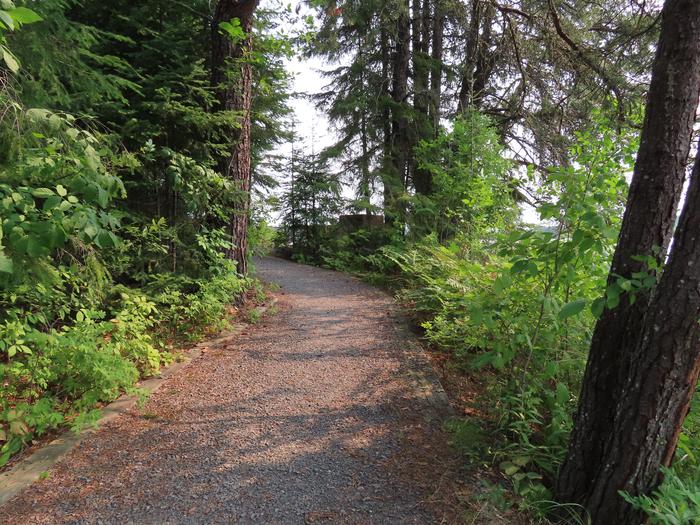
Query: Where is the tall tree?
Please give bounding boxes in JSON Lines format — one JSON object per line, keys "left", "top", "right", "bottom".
{"left": 556, "top": 0, "right": 700, "bottom": 521}
{"left": 388, "top": 0, "right": 410, "bottom": 221}
{"left": 211, "top": 0, "right": 261, "bottom": 275}
{"left": 453, "top": 0, "right": 660, "bottom": 167}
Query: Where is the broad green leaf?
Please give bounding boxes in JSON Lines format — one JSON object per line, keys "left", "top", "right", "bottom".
{"left": 558, "top": 299, "right": 587, "bottom": 320}
{"left": 31, "top": 187, "right": 55, "bottom": 198}
{"left": 7, "top": 7, "right": 42, "bottom": 25}
{"left": 42, "top": 195, "right": 62, "bottom": 211}
{"left": 2, "top": 47, "right": 19, "bottom": 73}
{"left": 0, "top": 253, "right": 12, "bottom": 273}
{"left": 26, "top": 237, "right": 44, "bottom": 257}
{"left": 0, "top": 10, "right": 14, "bottom": 30}
{"left": 606, "top": 286, "right": 621, "bottom": 309}
{"left": 95, "top": 231, "right": 116, "bottom": 248}
{"left": 84, "top": 224, "right": 98, "bottom": 238}
{"left": 510, "top": 259, "right": 530, "bottom": 274}
{"left": 590, "top": 297, "right": 606, "bottom": 318}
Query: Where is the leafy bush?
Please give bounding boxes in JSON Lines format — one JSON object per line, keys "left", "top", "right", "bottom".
{"left": 0, "top": 4, "right": 255, "bottom": 465}
{"left": 395, "top": 122, "right": 634, "bottom": 513}
{"left": 622, "top": 468, "right": 700, "bottom": 525}
{"left": 314, "top": 115, "right": 643, "bottom": 516}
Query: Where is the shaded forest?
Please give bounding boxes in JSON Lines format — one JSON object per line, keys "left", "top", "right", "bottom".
{"left": 2, "top": 0, "right": 700, "bottom": 523}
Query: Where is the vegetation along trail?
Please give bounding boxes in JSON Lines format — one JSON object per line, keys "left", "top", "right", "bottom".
{"left": 0, "top": 257, "right": 460, "bottom": 524}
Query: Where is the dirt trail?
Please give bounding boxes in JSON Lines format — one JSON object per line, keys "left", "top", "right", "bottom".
{"left": 1, "top": 257, "right": 460, "bottom": 524}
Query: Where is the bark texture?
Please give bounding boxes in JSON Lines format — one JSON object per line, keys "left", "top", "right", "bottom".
{"left": 429, "top": 0, "right": 444, "bottom": 135}
{"left": 582, "top": 143, "right": 700, "bottom": 523}
{"left": 385, "top": 0, "right": 411, "bottom": 223}
{"left": 410, "top": 0, "right": 432, "bottom": 196}
{"left": 211, "top": 0, "right": 260, "bottom": 275}
{"left": 458, "top": 0, "right": 494, "bottom": 112}
{"left": 556, "top": 0, "right": 700, "bottom": 521}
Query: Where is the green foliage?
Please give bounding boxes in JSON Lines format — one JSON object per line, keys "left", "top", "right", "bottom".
{"left": 0, "top": 2, "right": 42, "bottom": 73}
{"left": 620, "top": 396, "right": 700, "bottom": 524}
{"left": 622, "top": 468, "right": 700, "bottom": 525}
{"left": 277, "top": 142, "right": 343, "bottom": 263}
{"left": 394, "top": 120, "right": 635, "bottom": 514}
{"left": 411, "top": 111, "right": 517, "bottom": 241}
{"left": 311, "top": 115, "right": 642, "bottom": 516}
{"left": 0, "top": 0, "right": 289, "bottom": 465}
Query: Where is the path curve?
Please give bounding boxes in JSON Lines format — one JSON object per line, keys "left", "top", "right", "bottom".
{"left": 1, "top": 257, "right": 459, "bottom": 524}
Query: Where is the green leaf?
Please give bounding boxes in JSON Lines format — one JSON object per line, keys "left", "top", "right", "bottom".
{"left": 56, "top": 185, "right": 67, "bottom": 197}
{"left": 500, "top": 462, "right": 520, "bottom": 476}
{"left": 543, "top": 361, "right": 557, "bottom": 379}
{"left": 578, "top": 237, "right": 595, "bottom": 253}
{"left": 494, "top": 273, "right": 512, "bottom": 293}
{"left": 95, "top": 230, "right": 117, "bottom": 248}
{"left": 556, "top": 382, "right": 570, "bottom": 404}
{"left": 84, "top": 224, "right": 98, "bottom": 238}
{"left": 26, "top": 237, "right": 44, "bottom": 257}
{"left": 96, "top": 187, "right": 109, "bottom": 208}
{"left": 7, "top": 7, "right": 42, "bottom": 25}
{"left": 0, "top": 253, "right": 12, "bottom": 273}
{"left": 219, "top": 19, "right": 245, "bottom": 41}
{"left": 590, "top": 297, "right": 605, "bottom": 318}
{"left": 0, "top": 10, "right": 14, "bottom": 30}
{"left": 558, "top": 299, "right": 587, "bottom": 320}
{"left": 42, "top": 195, "right": 62, "bottom": 211}
{"left": 50, "top": 227, "right": 66, "bottom": 247}
{"left": 606, "top": 286, "right": 620, "bottom": 309}
{"left": 510, "top": 259, "right": 530, "bottom": 274}
{"left": 31, "top": 187, "right": 55, "bottom": 199}
{"left": 2, "top": 47, "right": 19, "bottom": 73}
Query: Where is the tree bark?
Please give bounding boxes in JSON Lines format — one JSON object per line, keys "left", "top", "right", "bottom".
{"left": 556, "top": 0, "right": 700, "bottom": 520}
{"left": 385, "top": 0, "right": 410, "bottom": 224}
{"left": 411, "top": 0, "right": 433, "bottom": 196}
{"left": 429, "top": 0, "right": 444, "bottom": 135}
{"left": 575, "top": 140, "right": 700, "bottom": 523}
{"left": 211, "top": 0, "right": 260, "bottom": 275}
{"left": 380, "top": 19, "right": 393, "bottom": 222}
{"left": 458, "top": 0, "right": 494, "bottom": 112}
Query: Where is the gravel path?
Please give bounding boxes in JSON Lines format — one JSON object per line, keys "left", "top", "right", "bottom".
{"left": 1, "top": 257, "right": 460, "bottom": 525}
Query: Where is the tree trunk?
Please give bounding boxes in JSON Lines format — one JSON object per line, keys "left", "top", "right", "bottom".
{"left": 411, "top": 0, "right": 433, "bottom": 196}
{"left": 458, "top": 0, "right": 494, "bottom": 112}
{"left": 429, "top": 0, "right": 444, "bottom": 135}
{"left": 583, "top": 139, "right": 700, "bottom": 522}
{"left": 211, "top": 0, "right": 260, "bottom": 275}
{"left": 386, "top": 0, "right": 410, "bottom": 224}
{"left": 556, "top": 0, "right": 700, "bottom": 521}
{"left": 360, "top": 109, "right": 371, "bottom": 215}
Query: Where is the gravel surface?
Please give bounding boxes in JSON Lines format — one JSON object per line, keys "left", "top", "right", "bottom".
{"left": 1, "top": 257, "right": 460, "bottom": 525}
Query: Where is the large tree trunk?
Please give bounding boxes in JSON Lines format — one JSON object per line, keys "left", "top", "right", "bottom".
{"left": 556, "top": 0, "right": 700, "bottom": 520}
{"left": 580, "top": 140, "right": 700, "bottom": 522}
{"left": 211, "top": 0, "right": 260, "bottom": 275}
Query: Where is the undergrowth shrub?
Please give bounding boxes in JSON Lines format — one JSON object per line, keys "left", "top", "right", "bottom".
{"left": 314, "top": 115, "right": 648, "bottom": 518}
{"left": 0, "top": 47, "right": 251, "bottom": 467}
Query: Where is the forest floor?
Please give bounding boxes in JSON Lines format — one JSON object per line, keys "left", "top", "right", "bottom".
{"left": 0, "top": 257, "right": 464, "bottom": 524}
